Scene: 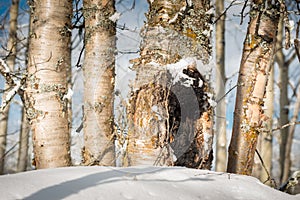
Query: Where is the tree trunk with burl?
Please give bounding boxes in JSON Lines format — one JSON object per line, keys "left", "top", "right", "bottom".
{"left": 126, "top": 0, "right": 214, "bottom": 169}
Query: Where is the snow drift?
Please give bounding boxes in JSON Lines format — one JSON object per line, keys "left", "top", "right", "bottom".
{"left": 0, "top": 166, "right": 298, "bottom": 200}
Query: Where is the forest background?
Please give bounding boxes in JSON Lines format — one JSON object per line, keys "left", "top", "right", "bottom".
{"left": 0, "top": 0, "right": 299, "bottom": 191}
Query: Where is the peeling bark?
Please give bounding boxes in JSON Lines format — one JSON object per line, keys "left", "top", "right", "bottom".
{"left": 25, "top": 0, "right": 72, "bottom": 168}
{"left": 227, "top": 2, "right": 280, "bottom": 175}
{"left": 252, "top": 67, "right": 274, "bottom": 185}
{"left": 82, "top": 0, "right": 116, "bottom": 166}
{"left": 126, "top": 0, "right": 214, "bottom": 169}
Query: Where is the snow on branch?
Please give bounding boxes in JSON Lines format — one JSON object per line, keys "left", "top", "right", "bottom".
{"left": 0, "top": 58, "right": 23, "bottom": 111}
{"left": 0, "top": 58, "right": 14, "bottom": 86}
{"left": 0, "top": 81, "right": 21, "bottom": 111}
{"left": 0, "top": 58, "right": 11, "bottom": 73}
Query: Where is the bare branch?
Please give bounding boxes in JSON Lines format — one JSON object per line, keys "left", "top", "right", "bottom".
{"left": 272, "top": 121, "right": 300, "bottom": 132}
{"left": 294, "top": 38, "right": 300, "bottom": 62}
{"left": 216, "top": 84, "right": 237, "bottom": 104}
{"left": 213, "top": 0, "right": 237, "bottom": 24}
{"left": 240, "top": 0, "right": 249, "bottom": 25}
{"left": 75, "top": 45, "right": 84, "bottom": 68}
{"left": 116, "top": 24, "right": 139, "bottom": 33}
{"left": 118, "top": 49, "right": 140, "bottom": 54}
{"left": 0, "top": 141, "right": 19, "bottom": 161}
{"left": 285, "top": 51, "right": 297, "bottom": 66}
{"left": 255, "top": 149, "right": 277, "bottom": 188}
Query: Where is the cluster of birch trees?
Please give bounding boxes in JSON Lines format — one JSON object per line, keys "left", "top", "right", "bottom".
{"left": 0, "top": 0, "right": 300, "bottom": 192}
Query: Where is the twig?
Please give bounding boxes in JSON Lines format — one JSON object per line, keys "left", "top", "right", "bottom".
{"left": 116, "top": 24, "right": 139, "bottom": 33}
{"left": 213, "top": 0, "right": 237, "bottom": 24}
{"left": 294, "top": 38, "right": 300, "bottom": 62}
{"left": 118, "top": 50, "right": 140, "bottom": 54}
{"left": 272, "top": 121, "right": 300, "bottom": 132}
{"left": 240, "top": 0, "right": 249, "bottom": 25}
{"left": 255, "top": 149, "right": 277, "bottom": 187}
{"left": 216, "top": 84, "right": 237, "bottom": 103}
{"left": 0, "top": 141, "right": 19, "bottom": 161}
{"left": 75, "top": 105, "right": 84, "bottom": 133}
{"left": 75, "top": 45, "right": 85, "bottom": 68}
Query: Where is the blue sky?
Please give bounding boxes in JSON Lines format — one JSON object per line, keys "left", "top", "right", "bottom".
{"left": 0, "top": 0, "right": 28, "bottom": 19}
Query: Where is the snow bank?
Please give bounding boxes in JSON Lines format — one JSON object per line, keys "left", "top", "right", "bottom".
{"left": 0, "top": 166, "right": 298, "bottom": 200}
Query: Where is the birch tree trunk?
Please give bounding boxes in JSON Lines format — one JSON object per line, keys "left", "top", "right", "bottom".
{"left": 24, "top": 0, "right": 72, "bottom": 169}
{"left": 127, "top": 0, "right": 214, "bottom": 169}
{"left": 17, "top": 10, "right": 32, "bottom": 173}
{"left": 82, "top": 0, "right": 116, "bottom": 166}
{"left": 282, "top": 86, "right": 300, "bottom": 184}
{"left": 276, "top": 16, "right": 290, "bottom": 184}
{"left": 215, "top": 0, "right": 227, "bottom": 172}
{"left": 17, "top": 108, "right": 30, "bottom": 172}
{"left": 0, "top": 0, "right": 19, "bottom": 174}
{"left": 227, "top": 2, "right": 280, "bottom": 175}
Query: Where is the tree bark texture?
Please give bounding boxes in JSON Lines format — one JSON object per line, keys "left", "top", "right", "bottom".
{"left": 127, "top": 0, "right": 214, "bottom": 169}
{"left": 25, "top": 0, "right": 72, "bottom": 169}
{"left": 82, "top": 0, "right": 116, "bottom": 166}
{"left": 215, "top": 0, "right": 227, "bottom": 172}
{"left": 0, "top": 0, "right": 19, "bottom": 174}
{"left": 227, "top": 2, "right": 280, "bottom": 175}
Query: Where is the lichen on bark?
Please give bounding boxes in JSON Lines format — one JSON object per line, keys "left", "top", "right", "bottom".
{"left": 25, "top": 0, "right": 72, "bottom": 168}
{"left": 82, "top": 0, "right": 116, "bottom": 166}
{"left": 227, "top": 2, "right": 280, "bottom": 175}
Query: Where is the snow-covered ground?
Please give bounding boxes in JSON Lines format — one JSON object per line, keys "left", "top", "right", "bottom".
{"left": 0, "top": 166, "right": 298, "bottom": 200}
